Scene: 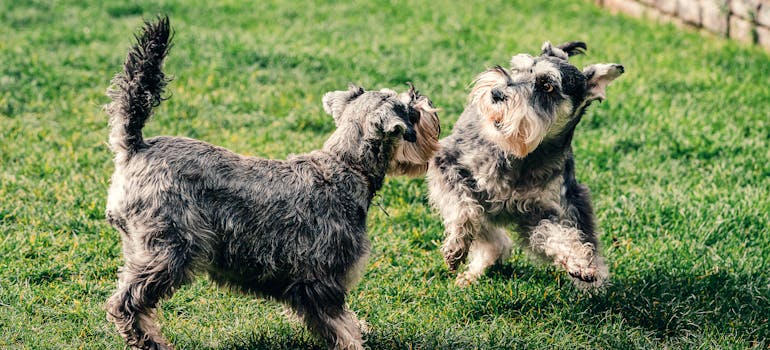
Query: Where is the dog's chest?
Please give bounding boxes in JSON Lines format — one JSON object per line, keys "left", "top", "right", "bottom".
{"left": 475, "top": 159, "right": 566, "bottom": 222}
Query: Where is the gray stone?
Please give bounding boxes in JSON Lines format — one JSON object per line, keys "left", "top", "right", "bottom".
{"left": 757, "top": 3, "right": 770, "bottom": 27}
{"left": 656, "top": 0, "right": 679, "bottom": 14}
{"left": 730, "top": 0, "right": 760, "bottom": 20}
{"left": 605, "top": 0, "right": 650, "bottom": 17}
{"left": 678, "top": 0, "right": 702, "bottom": 25}
{"left": 756, "top": 25, "right": 770, "bottom": 49}
{"left": 700, "top": 0, "right": 728, "bottom": 35}
{"left": 729, "top": 15, "right": 756, "bottom": 43}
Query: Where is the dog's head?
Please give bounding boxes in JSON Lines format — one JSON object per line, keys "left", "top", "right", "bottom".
{"left": 389, "top": 83, "right": 441, "bottom": 176}
{"left": 469, "top": 41, "right": 624, "bottom": 158}
{"left": 322, "top": 84, "right": 440, "bottom": 175}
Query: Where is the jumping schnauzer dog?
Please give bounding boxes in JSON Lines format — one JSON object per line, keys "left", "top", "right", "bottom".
{"left": 104, "top": 17, "right": 439, "bottom": 350}
{"left": 427, "top": 42, "right": 624, "bottom": 289}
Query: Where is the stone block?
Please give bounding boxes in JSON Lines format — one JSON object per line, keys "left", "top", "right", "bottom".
{"left": 756, "top": 25, "right": 770, "bottom": 49}
{"left": 700, "top": 0, "right": 728, "bottom": 35}
{"left": 678, "top": 0, "right": 702, "bottom": 25}
{"left": 648, "top": 9, "right": 688, "bottom": 28}
{"left": 605, "top": 0, "right": 649, "bottom": 17}
{"left": 729, "top": 15, "right": 756, "bottom": 43}
{"left": 730, "top": 0, "right": 760, "bottom": 20}
{"left": 757, "top": 3, "right": 770, "bottom": 27}
{"left": 656, "top": 0, "right": 679, "bottom": 14}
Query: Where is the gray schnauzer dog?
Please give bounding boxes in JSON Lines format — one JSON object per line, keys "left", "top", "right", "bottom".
{"left": 427, "top": 41, "right": 624, "bottom": 289}
{"left": 104, "top": 17, "right": 439, "bottom": 350}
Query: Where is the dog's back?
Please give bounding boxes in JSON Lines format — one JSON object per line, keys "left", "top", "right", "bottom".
{"left": 108, "top": 134, "right": 371, "bottom": 275}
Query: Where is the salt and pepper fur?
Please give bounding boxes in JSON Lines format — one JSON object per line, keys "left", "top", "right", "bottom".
{"left": 104, "top": 17, "right": 439, "bottom": 350}
{"left": 427, "top": 41, "right": 624, "bottom": 289}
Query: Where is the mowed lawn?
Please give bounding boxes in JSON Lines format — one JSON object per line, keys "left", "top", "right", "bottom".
{"left": 2, "top": 0, "right": 769, "bottom": 348}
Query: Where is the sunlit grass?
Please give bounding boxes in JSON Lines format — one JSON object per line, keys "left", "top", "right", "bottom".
{"left": 1, "top": 0, "right": 769, "bottom": 348}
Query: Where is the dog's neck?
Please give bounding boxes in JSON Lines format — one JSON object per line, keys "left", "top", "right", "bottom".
{"left": 323, "top": 128, "right": 398, "bottom": 199}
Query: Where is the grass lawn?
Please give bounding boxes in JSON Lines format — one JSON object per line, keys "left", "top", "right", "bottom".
{"left": 2, "top": 0, "right": 769, "bottom": 348}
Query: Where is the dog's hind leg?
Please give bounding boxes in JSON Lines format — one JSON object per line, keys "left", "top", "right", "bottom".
{"left": 455, "top": 225, "right": 512, "bottom": 286}
{"left": 286, "top": 280, "right": 363, "bottom": 350}
{"left": 106, "top": 230, "right": 193, "bottom": 350}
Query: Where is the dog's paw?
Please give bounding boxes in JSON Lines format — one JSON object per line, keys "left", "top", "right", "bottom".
{"left": 441, "top": 243, "right": 469, "bottom": 272}
{"left": 454, "top": 271, "right": 480, "bottom": 287}
{"left": 562, "top": 256, "right": 609, "bottom": 290}
{"left": 130, "top": 339, "right": 174, "bottom": 350}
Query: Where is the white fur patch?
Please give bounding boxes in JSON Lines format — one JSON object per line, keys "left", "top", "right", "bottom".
{"left": 469, "top": 68, "right": 549, "bottom": 158}
{"left": 510, "top": 54, "right": 534, "bottom": 72}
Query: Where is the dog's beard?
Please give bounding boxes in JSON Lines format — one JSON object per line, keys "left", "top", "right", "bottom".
{"left": 477, "top": 95, "right": 546, "bottom": 158}
{"left": 470, "top": 78, "right": 548, "bottom": 158}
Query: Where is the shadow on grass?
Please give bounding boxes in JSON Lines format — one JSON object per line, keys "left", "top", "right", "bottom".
{"left": 466, "top": 262, "right": 770, "bottom": 345}
{"left": 579, "top": 270, "right": 770, "bottom": 342}
{"left": 220, "top": 334, "right": 324, "bottom": 350}
{"left": 216, "top": 266, "right": 769, "bottom": 349}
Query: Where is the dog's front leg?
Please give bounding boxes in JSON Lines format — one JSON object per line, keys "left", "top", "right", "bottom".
{"left": 526, "top": 219, "right": 608, "bottom": 289}
{"left": 440, "top": 219, "right": 475, "bottom": 273}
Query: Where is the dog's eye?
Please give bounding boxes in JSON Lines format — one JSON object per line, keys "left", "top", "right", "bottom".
{"left": 543, "top": 83, "right": 554, "bottom": 93}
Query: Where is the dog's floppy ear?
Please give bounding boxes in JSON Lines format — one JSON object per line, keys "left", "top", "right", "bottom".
{"left": 322, "top": 84, "right": 365, "bottom": 121}
{"left": 583, "top": 63, "right": 625, "bottom": 102}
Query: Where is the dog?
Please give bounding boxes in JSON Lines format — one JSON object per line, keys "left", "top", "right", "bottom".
{"left": 103, "top": 17, "right": 440, "bottom": 350}
{"left": 426, "top": 41, "right": 624, "bottom": 289}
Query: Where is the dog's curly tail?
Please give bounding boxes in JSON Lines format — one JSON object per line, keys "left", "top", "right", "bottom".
{"left": 105, "top": 16, "right": 172, "bottom": 162}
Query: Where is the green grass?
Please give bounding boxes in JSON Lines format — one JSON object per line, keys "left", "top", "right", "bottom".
{"left": 2, "top": 0, "right": 769, "bottom": 348}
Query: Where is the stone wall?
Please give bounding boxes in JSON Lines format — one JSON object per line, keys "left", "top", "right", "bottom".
{"left": 595, "top": 0, "right": 770, "bottom": 50}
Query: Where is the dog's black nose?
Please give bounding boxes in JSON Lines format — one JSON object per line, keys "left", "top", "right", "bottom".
{"left": 403, "top": 129, "right": 417, "bottom": 142}
{"left": 616, "top": 65, "right": 625, "bottom": 74}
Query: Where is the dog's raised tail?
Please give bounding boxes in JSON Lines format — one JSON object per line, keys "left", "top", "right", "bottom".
{"left": 106, "top": 16, "right": 172, "bottom": 162}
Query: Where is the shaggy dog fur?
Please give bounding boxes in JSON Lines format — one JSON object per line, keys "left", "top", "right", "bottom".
{"left": 104, "top": 17, "right": 440, "bottom": 350}
{"left": 427, "top": 41, "right": 624, "bottom": 289}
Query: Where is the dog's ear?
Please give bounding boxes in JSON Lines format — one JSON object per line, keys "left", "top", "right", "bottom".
{"left": 403, "top": 83, "right": 439, "bottom": 127}
{"left": 406, "top": 83, "right": 440, "bottom": 139}
{"left": 540, "top": 41, "right": 569, "bottom": 60}
{"left": 381, "top": 107, "right": 415, "bottom": 142}
{"left": 322, "top": 84, "right": 365, "bottom": 121}
{"left": 541, "top": 41, "right": 587, "bottom": 60}
{"left": 583, "top": 63, "right": 625, "bottom": 102}
{"left": 556, "top": 41, "right": 587, "bottom": 57}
